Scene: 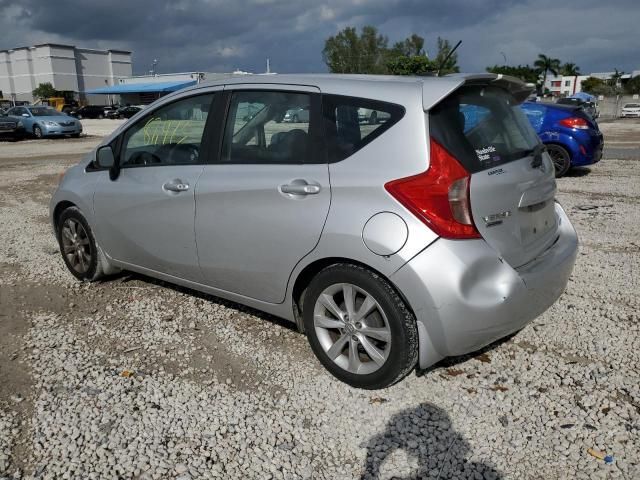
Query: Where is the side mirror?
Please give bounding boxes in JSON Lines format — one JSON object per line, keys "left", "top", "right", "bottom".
{"left": 96, "top": 145, "right": 115, "bottom": 168}
{"left": 96, "top": 145, "right": 121, "bottom": 180}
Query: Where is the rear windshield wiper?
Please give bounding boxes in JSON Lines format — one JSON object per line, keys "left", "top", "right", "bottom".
{"left": 522, "top": 143, "right": 546, "bottom": 168}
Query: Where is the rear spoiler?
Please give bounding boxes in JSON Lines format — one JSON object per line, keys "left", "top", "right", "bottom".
{"left": 422, "top": 73, "right": 534, "bottom": 111}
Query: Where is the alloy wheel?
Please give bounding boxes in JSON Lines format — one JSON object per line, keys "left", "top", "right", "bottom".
{"left": 313, "top": 283, "right": 392, "bottom": 375}
{"left": 60, "top": 218, "right": 92, "bottom": 274}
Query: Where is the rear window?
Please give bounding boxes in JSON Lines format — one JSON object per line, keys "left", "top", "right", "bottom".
{"left": 430, "top": 85, "right": 540, "bottom": 173}
{"left": 322, "top": 94, "right": 404, "bottom": 163}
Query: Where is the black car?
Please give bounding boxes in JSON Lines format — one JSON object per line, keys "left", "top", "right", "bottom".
{"left": 106, "top": 105, "right": 143, "bottom": 119}
{"left": 0, "top": 113, "right": 26, "bottom": 140}
{"left": 70, "top": 105, "right": 110, "bottom": 119}
{"left": 556, "top": 97, "right": 599, "bottom": 120}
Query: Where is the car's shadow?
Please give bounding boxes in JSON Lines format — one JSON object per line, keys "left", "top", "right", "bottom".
{"left": 360, "top": 402, "right": 502, "bottom": 479}
{"left": 564, "top": 166, "right": 592, "bottom": 177}
{"left": 103, "top": 270, "right": 300, "bottom": 333}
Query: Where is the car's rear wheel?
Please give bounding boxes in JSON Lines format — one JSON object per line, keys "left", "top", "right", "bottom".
{"left": 547, "top": 144, "right": 571, "bottom": 177}
{"left": 303, "top": 264, "right": 418, "bottom": 389}
{"left": 33, "top": 125, "right": 43, "bottom": 139}
{"left": 56, "top": 207, "right": 103, "bottom": 281}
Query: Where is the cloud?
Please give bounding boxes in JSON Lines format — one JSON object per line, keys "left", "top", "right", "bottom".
{"left": 0, "top": 0, "right": 638, "bottom": 75}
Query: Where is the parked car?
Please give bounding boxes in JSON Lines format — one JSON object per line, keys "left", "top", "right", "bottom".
{"left": 70, "top": 105, "right": 110, "bottom": 119}
{"left": 106, "top": 105, "right": 143, "bottom": 119}
{"left": 620, "top": 103, "right": 640, "bottom": 118}
{"left": 103, "top": 106, "right": 119, "bottom": 117}
{"left": 0, "top": 111, "right": 26, "bottom": 140}
{"left": 6, "top": 105, "right": 82, "bottom": 139}
{"left": 521, "top": 102, "right": 603, "bottom": 177}
{"left": 358, "top": 108, "right": 391, "bottom": 124}
{"left": 282, "top": 106, "right": 309, "bottom": 123}
{"left": 50, "top": 74, "right": 578, "bottom": 389}
{"left": 556, "top": 97, "right": 599, "bottom": 119}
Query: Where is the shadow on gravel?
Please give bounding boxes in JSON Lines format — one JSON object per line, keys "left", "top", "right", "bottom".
{"left": 361, "top": 402, "right": 502, "bottom": 479}
{"left": 565, "top": 166, "right": 592, "bottom": 177}
{"left": 107, "top": 271, "right": 300, "bottom": 332}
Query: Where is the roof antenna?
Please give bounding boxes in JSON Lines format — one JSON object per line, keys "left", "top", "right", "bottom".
{"left": 436, "top": 40, "right": 462, "bottom": 77}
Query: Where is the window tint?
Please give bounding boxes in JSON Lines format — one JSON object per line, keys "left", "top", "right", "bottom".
{"left": 430, "top": 86, "right": 540, "bottom": 173}
{"left": 121, "top": 94, "right": 214, "bottom": 167}
{"left": 322, "top": 94, "right": 404, "bottom": 163}
{"left": 221, "top": 90, "right": 313, "bottom": 164}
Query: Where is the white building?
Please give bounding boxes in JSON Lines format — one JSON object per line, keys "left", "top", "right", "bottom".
{"left": 0, "top": 43, "right": 132, "bottom": 104}
{"left": 544, "top": 75, "right": 590, "bottom": 97}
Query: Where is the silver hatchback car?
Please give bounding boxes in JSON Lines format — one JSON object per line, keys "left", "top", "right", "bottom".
{"left": 50, "top": 74, "right": 578, "bottom": 389}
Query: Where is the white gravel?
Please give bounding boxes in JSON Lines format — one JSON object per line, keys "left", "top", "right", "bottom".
{"left": 0, "top": 121, "right": 638, "bottom": 479}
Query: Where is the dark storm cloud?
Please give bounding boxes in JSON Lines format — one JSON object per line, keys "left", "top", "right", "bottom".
{"left": 1, "top": 0, "right": 638, "bottom": 75}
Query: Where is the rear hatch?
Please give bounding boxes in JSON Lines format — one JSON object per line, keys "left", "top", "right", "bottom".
{"left": 430, "top": 80, "right": 559, "bottom": 268}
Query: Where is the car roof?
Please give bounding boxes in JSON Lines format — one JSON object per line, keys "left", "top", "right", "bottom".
{"left": 177, "top": 73, "right": 529, "bottom": 111}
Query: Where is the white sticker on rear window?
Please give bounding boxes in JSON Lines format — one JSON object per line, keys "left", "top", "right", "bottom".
{"left": 475, "top": 145, "right": 500, "bottom": 163}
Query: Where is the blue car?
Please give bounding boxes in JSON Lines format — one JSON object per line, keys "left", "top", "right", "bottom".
{"left": 520, "top": 102, "right": 603, "bottom": 177}
{"left": 5, "top": 105, "right": 82, "bottom": 139}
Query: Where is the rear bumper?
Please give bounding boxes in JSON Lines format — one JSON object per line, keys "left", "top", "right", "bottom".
{"left": 392, "top": 203, "right": 578, "bottom": 369}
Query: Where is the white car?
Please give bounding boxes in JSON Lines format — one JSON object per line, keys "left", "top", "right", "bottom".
{"left": 621, "top": 103, "right": 640, "bottom": 118}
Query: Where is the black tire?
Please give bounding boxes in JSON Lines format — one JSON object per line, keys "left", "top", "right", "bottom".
{"left": 303, "top": 263, "right": 418, "bottom": 389}
{"left": 33, "top": 125, "right": 43, "bottom": 139}
{"left": 546, "top": 144, "right": 571, "bottom": 177}
{"left": 369, "top": 111, "right": 378, "bottom": 125}
{"left": 71, "top": 133, "right": 81, "bottom": 138}
{"left": 56, "top": 207, "right": 103, "bottom": 282}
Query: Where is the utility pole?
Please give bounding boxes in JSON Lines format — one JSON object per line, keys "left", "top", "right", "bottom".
{"left": 266, "top": 58, "right": 271, "bottom": 74}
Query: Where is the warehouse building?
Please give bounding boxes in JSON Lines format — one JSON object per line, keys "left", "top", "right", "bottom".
{"left": 0, "top": 43, "right": 132, "bottom": 104}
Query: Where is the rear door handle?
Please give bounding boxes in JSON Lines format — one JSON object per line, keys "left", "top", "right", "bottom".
{"left": 163, "top": 180, "right": 190, "bottom": 193}
{"left": 280, "top": 182, "right": 321, "bottom": 195}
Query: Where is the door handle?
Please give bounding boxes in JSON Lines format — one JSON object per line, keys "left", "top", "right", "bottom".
{"left": 163, "top": 180, "right": 190, "bottom": 193}
{"left": 280, "top": 182, "right": 321, "bottom": 195}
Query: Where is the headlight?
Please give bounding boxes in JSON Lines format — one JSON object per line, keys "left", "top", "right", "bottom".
{"left": 44, "top": 121, "right": 59, "bottom": 127}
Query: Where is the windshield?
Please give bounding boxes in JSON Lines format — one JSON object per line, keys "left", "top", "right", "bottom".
{"left": 29, "top": 107, "right": 59, "bottom": 116}
{"left": 624, "top": 104, "right": 640, "bottom": 108}
{"left": 430, "top": 85, "right": 540, "bottom": 173}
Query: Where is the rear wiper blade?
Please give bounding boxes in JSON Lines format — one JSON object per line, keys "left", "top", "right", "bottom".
{"left": 527, "top": 143, "right": 546, "bottom": 168}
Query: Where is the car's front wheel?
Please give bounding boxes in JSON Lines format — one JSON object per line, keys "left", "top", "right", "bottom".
{"left": 303, "top": 264, "right": 418, "bottom": 389}
{"left": 547, "top": 144, "right": 571, "bottom": 177}
{"left": 33, "top": 125, "right": 43, "bottom": 139}
{"left": 56, "top": 207, "right": 103, "bottom": 281}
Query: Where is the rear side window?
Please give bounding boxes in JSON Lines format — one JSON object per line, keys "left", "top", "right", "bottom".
{"left": 430, "top": 86, "right": 540, "bottom": 173}
{"left": 322, "top": 94, "right": 404, "bottom": 163}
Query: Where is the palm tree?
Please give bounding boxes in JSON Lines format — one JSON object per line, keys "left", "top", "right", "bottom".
{"left": 534, "top": 54, "right": 561, "bottom": 94}
{"left": 561, "top": 62, "right": 581, "bottom": 76}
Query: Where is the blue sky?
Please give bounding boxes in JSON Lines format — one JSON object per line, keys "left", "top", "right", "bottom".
{"left": 1, "top": 0, "right": 638, "bottom": 75}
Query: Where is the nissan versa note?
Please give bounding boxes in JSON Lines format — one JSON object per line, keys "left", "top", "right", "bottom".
{"left": 50, "top": 74, "right": 578, "bottom": 389}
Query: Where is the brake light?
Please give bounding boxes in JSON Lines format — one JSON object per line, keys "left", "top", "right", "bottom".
{"left": 559, "top": 117, "right": 589, "bottom": 130}
{"left": 384, "top": 138, "right": 480, "bottom": 239}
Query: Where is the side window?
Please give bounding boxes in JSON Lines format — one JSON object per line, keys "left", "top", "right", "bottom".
{"left": 120, "top": 94, "right": 214, "bottom": 167}
{"left": 221, "top": 90, "right": 313, "bottom": 164}
{"left": 322, "top": 94, "right": 405, "bottom": 163}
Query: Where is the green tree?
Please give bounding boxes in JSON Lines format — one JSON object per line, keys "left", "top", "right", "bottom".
{"left": 486, "top": 64, "right": 539, "bottom": 84}
{"left": 581, "top": 77, "right": 612, "bottom": 96}
{"left": 533, "top": 54, "right": 561, "bottom": 92}
{"left": 32, "top": 82, "right": 60, "bottom": 100}
{"left": 624, "top": 75, "right": 640, "bottom": 94}
{"left": 560, "top": 62, "right": 581, "bottom": 76}
{"left": 390, "top": 34, "right": 425, "bottom": 57}
{"left": 433, "top": 37, "right": 460, "bottom": 74}
{"left": 322, "top": 25, "right": 389, "bottom": 74}
{"left": 387, "top": 55, "right": 436, "bottom": 75}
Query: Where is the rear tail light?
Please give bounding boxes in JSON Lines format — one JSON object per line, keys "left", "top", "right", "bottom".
{"left": 384, "top": 138, "right": 480, "bottom": 239}
{"left": 559, "top": 117, "right": 589, "bottom": 130}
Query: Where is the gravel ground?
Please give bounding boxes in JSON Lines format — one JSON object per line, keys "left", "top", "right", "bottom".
{"left": 0, "top": 119, "right": 638, "bottom": 479}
